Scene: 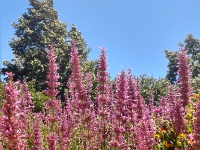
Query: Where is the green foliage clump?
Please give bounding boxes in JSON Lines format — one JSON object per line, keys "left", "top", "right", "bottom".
{"left": 0, "top": 81, "right": 5, "bottom": 109}
{"left": 191, "top": 75, "right": 200, "bottom": 93}
{"left": 27, "top": 79, "right": 49, "bottom": 112}
{"left": 165, "top": 34, "right": 200, "bottom": 84}
{"left": 139, "top": 75, "right": 169, "bottom": 105}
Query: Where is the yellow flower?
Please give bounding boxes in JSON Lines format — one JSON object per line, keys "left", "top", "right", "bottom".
{"left": 191, "top": 93, "right": 199, "bottom": 101}
{"left": 177, "top": 141, "right": 182, "bottom": 147}
{"left": 186, "top": 113, "right": 192, "bottom": 119}
{"left": 191, "top": 93, "right": 199, "bottom": 99}
{"left": 154, "top": 133, "right": 161, "bottom": 139}
{"left": 178, "top": 133, "right": 186, "bottom": 140}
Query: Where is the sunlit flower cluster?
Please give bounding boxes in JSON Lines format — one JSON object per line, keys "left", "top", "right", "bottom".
{"left": 0, "top": 46, "right": 200, "bottom": 149}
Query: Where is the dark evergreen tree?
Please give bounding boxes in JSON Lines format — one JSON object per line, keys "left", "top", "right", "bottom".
{"left": 1, "top": 0, "right": 96, "bottom": 101}
{"left": 165, "top": 50, "right": 179, "bottom": 83}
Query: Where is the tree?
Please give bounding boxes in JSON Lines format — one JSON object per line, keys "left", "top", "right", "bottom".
{"left": 1, "top": 0, "right": 96, "bottom": 101}
{"left": 191, "top": 75, "right": 200, "bottom": 93}
{"left": 165, "top": 34, "right": 200, "bottom": 83}
{"left": 139, "top": 74, "right": 169, "bottom": 105}
{"left": 165, "top": 50, "right": 179, "bottom": 83}
{"left": 184, "top": 34, "right": 200, "bottom": 78}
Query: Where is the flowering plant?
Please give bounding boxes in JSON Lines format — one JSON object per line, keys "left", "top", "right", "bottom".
{"left": 0, "top": 45, "right": 199, "bottom": 150}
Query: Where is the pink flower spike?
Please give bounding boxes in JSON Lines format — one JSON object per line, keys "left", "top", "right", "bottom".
{"left": 45, "top": 44, "right": 60, "bottom": 99}
{"left": 177, "top": 48, "right": 192, "bottom": 109}
{"left": 1, "top": 72, "right": 25, "bottom": 149}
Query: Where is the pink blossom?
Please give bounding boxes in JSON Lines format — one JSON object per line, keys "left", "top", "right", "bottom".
{"left": 47, "top": 132, "right": 58, "bottom": 150}
{"left": 32, "top": 114, "right": 43, "bottom": 150}
{"left": 177, "top": 48, "right": 192, "bottom": 108}
{"left": 0, "top": 72, "right": 25, "bottom": 149}
{"left": 45, "top": 44, "right": 60, "bottom": 98}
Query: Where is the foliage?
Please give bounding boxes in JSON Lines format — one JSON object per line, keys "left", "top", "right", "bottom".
{"left": 184, "top": 34, "right": 200, "bottom": 78}
{"left": 1, "top": 0, "right": 96, "bottom": 102}
{"left": 165, "top": 50, "right": 179, "bottom": 84}
{"left": 0, "top": 81, "right": 5, "bottom": 108}
{"left": 191, "top": 74, "right": 200, "bottom": 93}
{"left": 139, "top": 74, "right": 169, "bottom": 105}
{"left": 27, "top": 79, "right": 49, "bottom": 112}
{"left": 165, "top": 34, "right": 200, "bottom": 84}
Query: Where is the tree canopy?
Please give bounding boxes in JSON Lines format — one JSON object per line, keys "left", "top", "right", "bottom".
{"left": 1, "top": 0, "right": 97, "bottom": 100}
{"left": 139, "top": 74, "right": 169, "bottom": 105}
{"left": 165, "top": 34, "right": 200, "bottom": 84}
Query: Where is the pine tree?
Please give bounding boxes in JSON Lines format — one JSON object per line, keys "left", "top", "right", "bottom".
{"left": 165, "top": 50, "right": 179, "bottom": 83}
{"left": 2, "top": 0, "right": 96, "bottom": 100}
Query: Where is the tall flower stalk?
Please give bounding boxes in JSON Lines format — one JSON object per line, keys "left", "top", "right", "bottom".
{"left": 68, "top": 41, "right": 89, "bottom": 115}
{"left": 1, "top": 72, "right": 24, "bottom": 149}
{"left": 96, "top": 47, "right": 112, "bottom": 149}
{"left": 134, "top": 77, "right": 146, "bottom": 120}
{"left": 44, "top": 44, "right": 62, "bottom": 149}
{"left": 44, "top": 44, "right": 61, "bottom": 120}
{"left": 32, "top": 114, "right": 43, "bottom": 150}
{"left": 173, "top": 101, "right": 186, "bottom": 134}
{"left": 135, "top": 109, "right": 155, "bottom": 150}
{"left": 168, "top": 84, "right": 177, "bottom": 121}
{"left": 45, "top": 44, "right": 60, "bottom": 99}
{"left": 110, "top": 70, "right": 130, "bottom": 149}
{"left": 177, "top": 48, "right": 192, "bottom": 109}
{"left": 20, "top": 79, "right": 34, "bottom": 148}
{"left": 68, "top": 41, "right": 95, "bottom": 149}
{"left": 127, "top": 68, "right": 136, "bottom": 115}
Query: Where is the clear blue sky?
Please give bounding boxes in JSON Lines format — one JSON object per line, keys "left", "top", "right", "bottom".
{"left": 1, "top": 0, "right": 200, "bottom": 79}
